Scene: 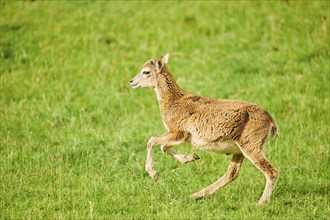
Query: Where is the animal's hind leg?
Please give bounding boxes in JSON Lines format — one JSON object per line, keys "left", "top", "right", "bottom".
{"left": 161, "top": 145, "right": 200, "bottom": 164}
{"left": 238, "top": 143, "right": 278, "bottom": 205}
{"left": 191, "top": 153, "right": 244, "bottom": 199}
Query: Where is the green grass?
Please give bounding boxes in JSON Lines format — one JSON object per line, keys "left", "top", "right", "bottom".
{"left": 1, "top": 1, "right": 329, "bottom": 219}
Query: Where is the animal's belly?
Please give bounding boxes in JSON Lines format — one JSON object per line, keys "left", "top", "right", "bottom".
{"left": 187, "top": 135, "right": 241, "bottom": 154}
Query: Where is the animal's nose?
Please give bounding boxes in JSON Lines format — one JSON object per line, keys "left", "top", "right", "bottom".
{"left": 130, "top": 80, "right": 133, "bottom": 83}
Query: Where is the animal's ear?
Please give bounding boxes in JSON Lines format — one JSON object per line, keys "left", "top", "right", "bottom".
{"left": 162, "top": 53, "right": 170, "bottom": 64}
{"left": 156, "top": 53, "right": 169, "bottom": 72}
{"left": 156, "top": 59, "right": 162, "bottom": 72}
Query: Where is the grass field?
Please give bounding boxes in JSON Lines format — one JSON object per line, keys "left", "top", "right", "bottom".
{"left": 1, "top": 1, "right": 329, "bottom": 219}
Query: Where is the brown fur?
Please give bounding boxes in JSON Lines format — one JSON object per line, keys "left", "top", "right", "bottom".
{"left": 130, "top": 53, "right": 279, "bottom": 205}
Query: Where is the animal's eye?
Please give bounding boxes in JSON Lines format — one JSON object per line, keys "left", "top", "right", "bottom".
{"left": 149, "top": 61, "right": 154, "bottom": 65}
{"left": 143, "top": 71, "right": 150, "bottom": 75}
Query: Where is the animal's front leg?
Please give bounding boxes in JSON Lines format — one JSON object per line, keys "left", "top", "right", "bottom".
{"left": 161, "top": 145, "right": 200, "bottom": 164}
{"left": 145, "top": 137, "right": 159, "bottom": 181}
{"left": 145, "top": 131, "right": 187, "bottom": 181}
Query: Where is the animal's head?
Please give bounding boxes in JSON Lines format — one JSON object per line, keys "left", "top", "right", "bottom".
{"left": 130, "top": 53, "right": 169, "bottom": 89}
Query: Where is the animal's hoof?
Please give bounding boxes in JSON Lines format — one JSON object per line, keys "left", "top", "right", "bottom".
{"left": 184, "top": 153, "right": 200, "bottom": 164}
{"left": 190, "top": 193, "right": 203, "bottom": 200}
{"left": 150, "top": 172, "right": 159, "bottom": 181}
{"left": 192, "top": 153, "right": 200, "bottom": 160}
{"left": 256, "top": 200, "right": 268, "bottom": 206}
{"left": 146, "top": 168, "right": 159, "bottom": 181}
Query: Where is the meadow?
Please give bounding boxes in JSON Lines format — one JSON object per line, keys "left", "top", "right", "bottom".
{"left": 1, "top": 1, "right": 329, "bottom": 219}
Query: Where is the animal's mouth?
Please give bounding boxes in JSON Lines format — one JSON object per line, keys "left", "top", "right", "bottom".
{"left": 130, "top": 82, "right": 139, "bottom": 89}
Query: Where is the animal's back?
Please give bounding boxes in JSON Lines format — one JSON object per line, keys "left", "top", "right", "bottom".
{"left": 164, "top": 94, "right": 276, "bottom": 145}
{"left": 177, "top": 95, "right": 253, "bottom": 141}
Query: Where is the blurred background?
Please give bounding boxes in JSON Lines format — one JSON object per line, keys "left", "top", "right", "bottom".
{"left": 1, "top": 1, "right": 329, "bottom": 219}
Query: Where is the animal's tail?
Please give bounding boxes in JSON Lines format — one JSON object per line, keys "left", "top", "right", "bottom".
{"left": 270, "top": 123, "right": 278, "bottom": 140}
{"left": 263, "top": 109, "right": 278, "bottom": 140}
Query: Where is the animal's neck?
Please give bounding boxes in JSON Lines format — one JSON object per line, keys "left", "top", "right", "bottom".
{"left": 155, "top": 68, "right": 184, "bottom": 112}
